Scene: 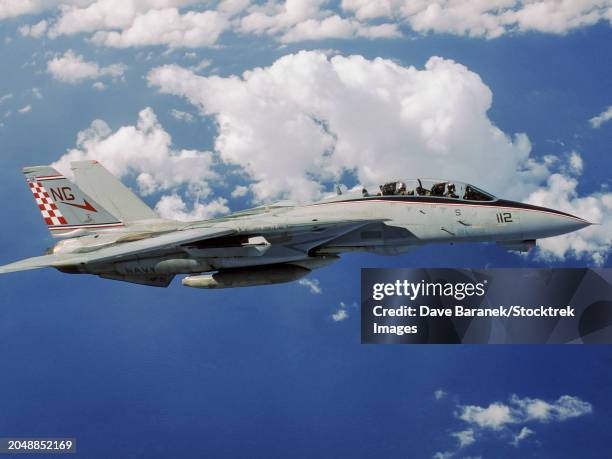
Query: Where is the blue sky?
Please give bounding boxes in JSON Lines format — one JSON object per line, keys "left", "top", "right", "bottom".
{"left": 0, "top": 1, "right": 611, "bottom": 458}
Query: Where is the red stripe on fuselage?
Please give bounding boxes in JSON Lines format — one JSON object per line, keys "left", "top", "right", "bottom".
{"left": 305, "top": 198, "right": 589, "bottom": 223}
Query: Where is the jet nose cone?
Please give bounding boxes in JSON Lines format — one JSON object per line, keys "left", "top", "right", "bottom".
{"left": 520, "top": 204, "right": 592, "bottom": 239}
{"left": 546, "top": 212, "right": 591, "bottom": 236}
{"left": 561, "top": 216, "right": 591, "bottom": 232}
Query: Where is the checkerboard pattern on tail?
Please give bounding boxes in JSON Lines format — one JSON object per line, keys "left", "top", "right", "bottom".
{"left": 27, "top": 180, "right": 68, "bottom": 226}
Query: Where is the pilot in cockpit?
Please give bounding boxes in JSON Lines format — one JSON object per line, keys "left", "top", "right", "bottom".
{"left": 445, "top": 183, "right": 459, "bottom": 198}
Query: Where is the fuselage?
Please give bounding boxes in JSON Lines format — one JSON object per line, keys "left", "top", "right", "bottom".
{"left": 7, "top": 167, "right": 592, "bottom": 288}
{"left": 52, "top": 186, "right": 590, "bottom": 279}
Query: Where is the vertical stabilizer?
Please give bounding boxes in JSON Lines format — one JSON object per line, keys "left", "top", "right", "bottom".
{"left": 23, "top": 165, "right": 123, "bottom": 236}
{"left": 71, "top": 160, "right": 158, "bottom": 222}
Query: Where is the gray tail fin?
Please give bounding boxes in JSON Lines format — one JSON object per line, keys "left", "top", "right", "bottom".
{"left": 23, "top": 165, "right": 123, "bottom": 237}
{"left": 71, "top": 160, "right": 158, "bottom": 222}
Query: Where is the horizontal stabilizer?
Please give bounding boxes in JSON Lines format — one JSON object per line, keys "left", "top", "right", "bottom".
{"left": 0, "top": 226, "right": 234, "bottom": 276}
{"left": 0, "top": 253, "right": 83, "bottom": 274}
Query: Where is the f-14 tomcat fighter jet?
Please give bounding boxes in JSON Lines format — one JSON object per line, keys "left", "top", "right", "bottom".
{"left": 0, "top": 161, "right": 591, "bottom": 288}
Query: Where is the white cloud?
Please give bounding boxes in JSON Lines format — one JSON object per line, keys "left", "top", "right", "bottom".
{"left": 239, "top": 0, "right": 399, "bottom": 43}
{"left": 218, "top": 0, "right": 250, "bottom": 16}
{"left": 18, "top": 105, "right": 32, "bottom": 113}
{"left": 451, "top": 429, "right": 475, "bottom": 448}
{"left": 31, "top": 87, "right": 42, "bottom": 99}
{"left": 438, "top": 394, "right": 591, "bottom": 457}
{"left": 510, "top": 426, "right": 534, "bottom": 447}
{"left": 527, "top": 172, "right": 611, "bottom": 265}
{"left": 0, "top": 0, "right": 74, "bottom": 20}
{"left": 589, "top": 105, "right": 612, "bottom": 128}
{"left": 459, "top": 402, "right": 514, "bottom": 430}
{"left": 47, "top": 50, "right": 126, "bottom": 84}
{"left": 154, "top": 193, "right": 229, "bottom": 221}
{"left": 191, "top": 58, "right": 212, "bottom": 72}
{"left": 6, "top": 0, "right": 612, "bottom": 50}
{"left": 19, "top": 19, "right": 48, "bottom": 37}
{"left": 90, "top": 8, "right": 229, "bottom": 48}
{"left": 331, "top": 300, "right": 353, "bottom": 321}
{"left": 435, "top": 389, "right": 448, "bottom": 400}
{"left": 298, "top": 277, "right": 322, "bottom": 294}
{"left": 49, "top": 0, "right": 198, "bottom": 37}
{"left": 278, "top": 15, "right": 400, "bottom": 43}
{"left": 92, "top": 81, "right": 106, "bottom": 91}
{"left": 51, "top": 108, "right": 219, "bottom": 203}
{"left": 509, "top": 394, "right": 593, "bottom": 422}
{"left": 148, "top": 50, "right": 609, "bottom": 263}
{"left": 147, "top": 52, "right": 539, "bottom": 203}
{"left": 458, "top": 394, "right": 592, "bottom": 430}
{"left": 331, "top": 308, "right": 348, "bottom": 322}
{"left": 0, "top": 93, "right": 13, "bottom": 104}
{"left": 231, "top": 185, "right": 249, "bottom": 198}
{"left": 568, "top": 151, "right": 583, "bottom": 174}
{"left": 341, "top": 0, "right": 612, "bottom": 38}
{"left": 170, "top": 109, "right": 195, "bottom": 122}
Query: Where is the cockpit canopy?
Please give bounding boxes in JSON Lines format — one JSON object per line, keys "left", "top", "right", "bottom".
{"left": 372, "top": 179, "right": 496, "bottom": 202}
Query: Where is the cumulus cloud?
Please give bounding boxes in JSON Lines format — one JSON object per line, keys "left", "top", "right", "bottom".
{"left": 509, "top": 394, "right": 594, "bottom": 422}
{"left": 298, "top": 277, "right": 322, "bottom": 294}
{"left": 435, "top": 394, "right": 592, "bottom": 457}
{"left": 8, "top": 0, "right": 612, "bottom": 48}
{"left": 154, "top": 194, "right": 229, "bottom": 221}
{"left": 331, "top": 308, "right": 348, "bottom": 321}
{"left": 239, "top": 1, "right": 400, "bottom": 43}
{"left": 330, "top": 301, "right": 355, "bottom": 321}
{"left": 451, "top": 429, "right": 475, "bottom": 448}
{"left": 148, "top": 50, "right": 609, "bottom": 264}
{"left": 190, "top": 58, "right": 212, "bottom": 72}
{"left": 43, "top": 0, "right": 232, "bottom": 49}
{"left": 341, "top": 0, "right": 612, "bottom": 38}
{"left": 170, "top": 109, "right": 195, "bottom": 122}
{"left": 47, "top": 50, "right": 126, "bottom": 84}
{"left": 0, "top": 0, "right": 70, "bottom": 20}
{"left": 568, "top": 151, "right": 583, "bottom": 174}
{"left": 457, "top": 394, "right": 592, "bottom": 430}
{"left": 459, "top": 402, "right": 514, "bottom": 430}
{"left": 48, "top": 0, "right": 199, "bottom": 37}
{"left": 90, "top": 9, "right": 229, "bottom": 49}
{"left": 19, "top": 19, "right": 48, "bottom": 37}
{"left": 435, "top": 389, "right": 448, "bottom": 400}
{"left": 589, "top": 105, "right": 612, "bottom": 128}
{"left": 231, "top": 185, "right": 249, "bottom": 198}
{"left": 51, "top": 107, "right": 219, "bottom": 207}
{"left": 18, "top": 105, "right": 32, "bottom": 113}
{"left": 526, "top": 171, "right": 611, "bottom": 265}
{"left": 148, "top": 51, "right": 540, "bottom": 202}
